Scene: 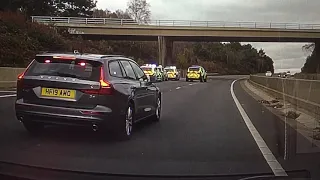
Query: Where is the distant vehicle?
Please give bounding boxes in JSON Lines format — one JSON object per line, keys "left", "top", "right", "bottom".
{"left": 140, "top": 64, "right": 163, "bottom": 82}
{"left": 164, "top": 66, "right": 180, "bottom": 80}
{"left": 278, "top": 72, "right": 290, "bottom": 78}
{"left": 265, "top": 71, "right": 272, "bottom": 77}
{"left": 186, "top": 65, "right": 207, "bottom": 82}
{"left": 15, "top": 53, "right": 162, "bottom": 140}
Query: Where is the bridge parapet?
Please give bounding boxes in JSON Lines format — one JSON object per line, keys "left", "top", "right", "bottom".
{"left": 32, "top": 16, "right": 320, "bottom": 30}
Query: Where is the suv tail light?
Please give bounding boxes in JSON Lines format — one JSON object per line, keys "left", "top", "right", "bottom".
{"left": 17, "top": 73, "right": 24, "bottom": 80}
{"left": 17, "top": 60, "right": 35, "bottom": 80}
{"left": 81, "top": 67, "right": 113, "bottom": 95}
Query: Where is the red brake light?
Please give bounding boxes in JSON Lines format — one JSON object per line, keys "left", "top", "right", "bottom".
{"left": 79, "top": 62, "right": 86, "bottom": 66}
{"left": 81, "top": 67, "right": 113, "bottom": 95}
{"left": 18, "top": 73, "right": 24, "bottom": 80}
{"left": 99, "top": 67, "right": 110, "bottom": 88}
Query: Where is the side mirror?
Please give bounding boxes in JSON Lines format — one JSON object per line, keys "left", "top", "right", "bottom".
{"left": 142, "top": 76, "right": 153, "bottom": 85}
{"left": 145, "top": 75, "right": 151, "bottom": 82}
{"left": 140, "top": 74, "right": 151, "bottom": 83}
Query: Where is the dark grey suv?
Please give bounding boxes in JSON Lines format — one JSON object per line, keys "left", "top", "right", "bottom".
{"left": 15, "top": 53, "right": 162, "bottom": 140}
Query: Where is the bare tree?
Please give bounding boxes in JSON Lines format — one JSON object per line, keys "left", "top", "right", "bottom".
{"left": 302, "top": 43, "right": 315, "bottom": 52}
{"left": 115, "top": 10, "right": 131, "bottom": 19}
{"left": 93, "top": 9, "right": 108, "bottom": 18}
{"left": 126, "top": 0, "right": 151, "bottom": 24}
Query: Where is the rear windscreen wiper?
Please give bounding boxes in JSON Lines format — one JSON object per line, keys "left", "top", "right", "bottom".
{"left": 55, "top": 72, "right": 79, "bottom": 78}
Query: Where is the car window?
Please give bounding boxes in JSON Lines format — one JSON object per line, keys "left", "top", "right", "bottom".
{"left": 108, "top": 61, "right": 123, "bottom": 78}
{"left": 129, "top": 61, "right": 145, "bottom": 79}
{"left": 189, "top": 67, "right": 200, "bottom": 71}
{"left": 120, "top": 60, "right": 137, "bottom": 80}
{"left": 25, "top": 57, "right": 101, "bottom": 81}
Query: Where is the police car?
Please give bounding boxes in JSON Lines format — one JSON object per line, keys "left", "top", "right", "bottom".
{"left": 140, "top": 64, "right": 163, "bottom": 82}
{"left": 186, "top": 65, "right": 207, "bottom": 82}
{"left": 164, "top": 66, "right": 180, "bottom": 81}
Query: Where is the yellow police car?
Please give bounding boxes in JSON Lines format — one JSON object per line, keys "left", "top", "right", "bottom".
{"left": 140, "top": 64, "right": 163, "bottom": 82}
{"left": 186, "top": 65, "right": 207, "bottom": 82}
{"left": 164, "top": 66, "right": 180, "bottom": 80}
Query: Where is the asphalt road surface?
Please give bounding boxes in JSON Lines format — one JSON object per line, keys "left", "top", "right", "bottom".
{"left": 0, "top": 76, "right": 319, "bottom": 179}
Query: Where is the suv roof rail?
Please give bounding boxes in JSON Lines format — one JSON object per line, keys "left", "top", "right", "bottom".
{"left": 38, "top": 50, "right": 80, "bottom": 55}
{"left": 100, "top": 55, "right": 125, "bottom": 58}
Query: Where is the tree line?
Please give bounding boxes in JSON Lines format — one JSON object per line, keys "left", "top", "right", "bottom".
{"left": 0, "top": 0, "right": 97, "bottom": 17}
{"left": 301, "top": 43, "right": 320, "bottom": 73}
{"left": 174, "top": 42, "right": 274, "bottom": 74}
{"left": 0, "top": 0, "right": 151, "bottom": 23}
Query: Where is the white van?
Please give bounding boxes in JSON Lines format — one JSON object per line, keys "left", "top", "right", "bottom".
{"left": 265, "top": 71, "right": 272, "bottom": 77}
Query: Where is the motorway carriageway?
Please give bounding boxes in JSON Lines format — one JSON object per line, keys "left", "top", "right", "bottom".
{"left": 0, "top": 76, "right": 319, "bottom": 178}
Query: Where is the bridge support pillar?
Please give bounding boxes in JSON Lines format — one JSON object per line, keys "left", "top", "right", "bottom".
{"left": 158, "top": 36, "right": 173, "bottom": 66}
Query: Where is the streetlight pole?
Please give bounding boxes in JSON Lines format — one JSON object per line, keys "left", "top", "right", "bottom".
{"left": 158, "top": 36, "right": 162, "bottom": 65}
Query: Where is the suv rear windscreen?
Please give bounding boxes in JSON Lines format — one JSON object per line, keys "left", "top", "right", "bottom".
{"left": 25, "top": 57, "right": 102, "bottom": 81}
{"left": 188, "top": 67, "right": 200, "bottom": 71}
{"left": 141, "top": 67, "right": 152, "bottom": 71}
{"left": 165, "top": 69, "right": 174, "bottom": 72}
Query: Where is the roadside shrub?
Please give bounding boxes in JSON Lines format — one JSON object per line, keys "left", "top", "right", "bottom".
{"left": 285, "top": 111, "right": 300, "bottom": 119}
{"left": 0, "top": 11, "right": 67, "bottom": 67}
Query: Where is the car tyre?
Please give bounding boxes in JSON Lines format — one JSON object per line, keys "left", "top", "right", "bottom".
{"left": 117, "top": 104, "right": 134, "bottom": 140}
{"left": 204, "top": 76, "right": 207, "bottom": 82}
{"left": 186, "top": 77, "right": 189, "bottom": 82}
{"left": 151, "top": 96, "right": 161, "bottom": 122}
{"left": 23, "top": 121, "right": 44, "bottom": 135}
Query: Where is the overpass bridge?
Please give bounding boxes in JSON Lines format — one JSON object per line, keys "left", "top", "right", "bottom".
{"left": 32, "top": 16, "right": 320, "bottom": 66}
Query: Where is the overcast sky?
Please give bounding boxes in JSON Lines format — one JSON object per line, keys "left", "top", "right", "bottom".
{"left": 97, "top": 0, "right": 318, "bottom": 73}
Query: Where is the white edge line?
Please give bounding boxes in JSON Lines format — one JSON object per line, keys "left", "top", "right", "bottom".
{"left": 0, "top": 94, "right": 16, "bottom": 98}
{"left": 231, "top": 79, "right": 287, "bottom": 177}
{"left": 176, "top": 87, "right": 181, "bottom": 90}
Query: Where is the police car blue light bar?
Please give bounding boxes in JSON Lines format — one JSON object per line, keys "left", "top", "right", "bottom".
{"left": 143, "top": 64, "right": 157, "bottom": 68}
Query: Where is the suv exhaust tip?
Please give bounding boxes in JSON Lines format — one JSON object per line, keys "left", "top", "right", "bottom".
{"left": 92, "top": 124, "right": 98, "bottom": 132}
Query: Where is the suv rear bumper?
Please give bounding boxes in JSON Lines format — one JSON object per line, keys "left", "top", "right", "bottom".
{"left": 15, "top": 99, "right": 121, "bottom": 127}
{"left": 186, "top": 77, "right": 201, "bottom": 80}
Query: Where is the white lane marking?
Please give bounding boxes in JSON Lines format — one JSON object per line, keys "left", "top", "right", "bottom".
{"left": 0, "top": 91, "right": 16, "bottom": 93}
{"left": 189, "top": 84, "right": 193, "bottom": 86}
{"left": 230, "top": 79, "right": 287, "bottom": 176}
{"left": 176, "top": 87, "right": 181, "bottom": 90}
{"left": 0, "top": 94, "right": 16, "bottom": 98}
